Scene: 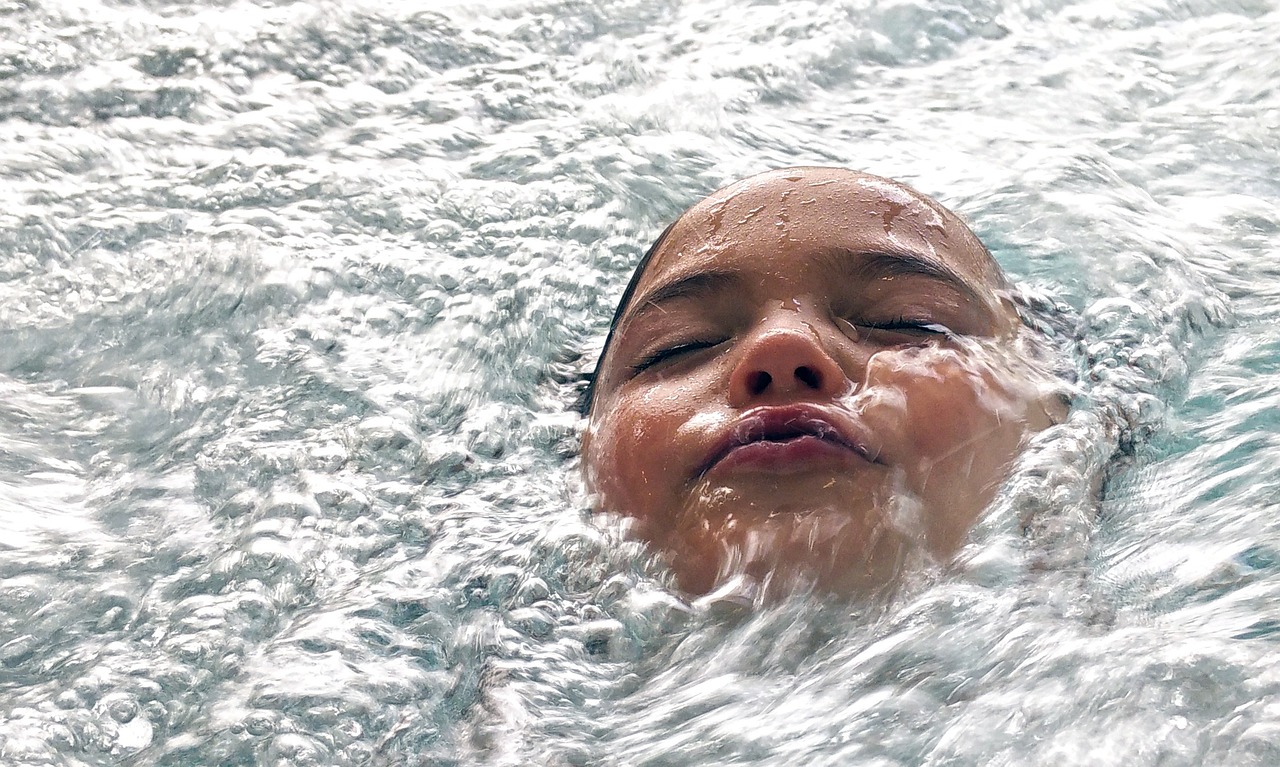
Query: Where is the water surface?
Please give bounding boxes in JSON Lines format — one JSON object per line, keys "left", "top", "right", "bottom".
{"left": 1, "top": 0, "right": 1278, "bottom": 764}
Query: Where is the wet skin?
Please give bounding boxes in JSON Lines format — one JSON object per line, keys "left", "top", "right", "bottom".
{"left": 583, "top": 167, "right": 1059, "bottom": 599}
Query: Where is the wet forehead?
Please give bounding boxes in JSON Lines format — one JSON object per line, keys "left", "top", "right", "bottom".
{"left": 644, "top": 168, "right": 1003, "bottom": 292}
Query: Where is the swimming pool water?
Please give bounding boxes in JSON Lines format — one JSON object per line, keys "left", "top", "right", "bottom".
{"left": 1, "top": 0, "right": 1278, "bottom": 764}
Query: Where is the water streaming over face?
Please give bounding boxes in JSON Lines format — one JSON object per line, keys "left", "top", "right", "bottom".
{"left": 0, "top": 0, "right": 1275, "bottom": 764}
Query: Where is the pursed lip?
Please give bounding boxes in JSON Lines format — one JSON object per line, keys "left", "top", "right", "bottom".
{"left": 696, "top": 403, "right": 882, "bottom": 478}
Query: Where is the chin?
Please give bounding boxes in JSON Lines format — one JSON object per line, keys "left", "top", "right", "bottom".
{"left": 657, "top": 498, "right": 919, "bottom": 601}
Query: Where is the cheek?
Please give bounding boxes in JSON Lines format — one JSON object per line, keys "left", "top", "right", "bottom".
{"left": 861, "top": 346, "right": 1038, "bottom": 459}
{"left": 583, "top": 383, "right": 705, "bottom": 523}
{"left": 858, "top": 345, "right": 1049, "bottom": 555}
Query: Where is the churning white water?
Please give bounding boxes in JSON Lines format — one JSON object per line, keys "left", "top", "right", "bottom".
{"left": 1, "top": 0, "right": 1278, "bottom": 764}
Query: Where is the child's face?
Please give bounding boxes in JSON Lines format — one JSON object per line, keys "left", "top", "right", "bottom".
{"left": 583, "top": 168, "right": 1058, "bottom": 598}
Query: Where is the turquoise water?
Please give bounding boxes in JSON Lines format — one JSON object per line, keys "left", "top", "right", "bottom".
{"left": 1, "top": 0, "right": 1278, "bottom": 764}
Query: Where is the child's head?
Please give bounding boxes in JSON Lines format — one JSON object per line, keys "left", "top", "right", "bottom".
{"left": 582, "top": 167, "right": 1061, "bottom": 600}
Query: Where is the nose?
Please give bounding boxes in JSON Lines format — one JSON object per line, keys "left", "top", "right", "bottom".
{"left": 728, "top": 318, "right": 852, "bottom": 407}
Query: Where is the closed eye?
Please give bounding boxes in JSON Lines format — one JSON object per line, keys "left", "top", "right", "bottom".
{"left": 850, "top": 318, "right": 957, "bottom": 343}
{"left": 866, "top": 319, "right": 953, "bottom": 335}
{"left": 631, "top": 339, "right": 723, "bottom": 372}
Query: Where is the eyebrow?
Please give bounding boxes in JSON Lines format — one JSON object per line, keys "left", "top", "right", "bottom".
{"left": 822, "top": 248, "right": 992, "bottom": 309}
{"left": 624, "top": 247, "right": 996, "bottom": 328}
{"left": 626, "top": 269, "right": 746, "bottom": 321}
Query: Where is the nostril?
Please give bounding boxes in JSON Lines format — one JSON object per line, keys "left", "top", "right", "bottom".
{"left": 795, "top": 366, "right": 821, "bottom": 389}
{"left": 747, "top": 370, "right": 772, "bottom": 395}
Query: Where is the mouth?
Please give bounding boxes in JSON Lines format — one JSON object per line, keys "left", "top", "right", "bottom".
{"left": 698, "top": 405, "right": 880, "bottom": 477}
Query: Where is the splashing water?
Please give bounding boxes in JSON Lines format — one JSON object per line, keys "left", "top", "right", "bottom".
{"left": 1, "top": 0, "right": 1276, "bottom": 765}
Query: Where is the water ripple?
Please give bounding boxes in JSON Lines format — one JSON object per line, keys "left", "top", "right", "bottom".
{"left": 0, "top": 0, "right": 1277, "bottom": 764}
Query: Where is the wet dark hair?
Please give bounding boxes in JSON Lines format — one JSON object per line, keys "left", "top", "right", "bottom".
{"left": 576, "top": 220, "right": 680, "bottom": 416}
